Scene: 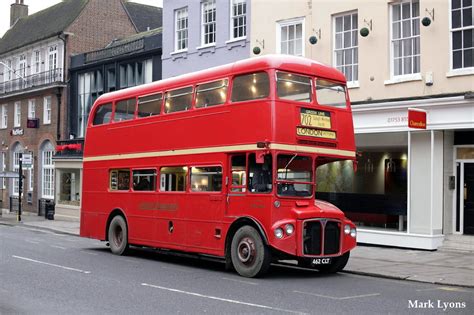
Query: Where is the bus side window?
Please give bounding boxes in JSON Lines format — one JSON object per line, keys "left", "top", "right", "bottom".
{"left": 231, "top": 72, "right": 270, "bottom": 102}
{"left": 92, "top": 103, "right": 113, "bottom": 125}
{"left": 248, "top": 153, "right": 272, "bottom": 193}
{"left": 110, "top": 169, "right": 130, "bottom": 191}
{"left": 230, "top": 155, "right": 246, "bottom": 192}
{"left": 133, "top": 169, "right": 157, "bottom": 191}
{"left": 160, "top": 166, "right": 188, "bottom": 191}
{"left": 138, "top": 93, "right": 162, "bottom": 117}
{"left": 165, "top": 87, "right": 193, "bottom": 113}
{"left": 191, "top": 166, "right": 222, "bottom": 192}
{"left": 115, "top": 98, "right": 136, "bottom": 122}
{"left": 195, "top": 79, "right": 228, "bottom": 108}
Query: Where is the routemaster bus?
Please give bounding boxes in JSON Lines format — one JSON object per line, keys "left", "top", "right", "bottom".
{"left": 80, "top": 55, "right": 357, "bottom": 278}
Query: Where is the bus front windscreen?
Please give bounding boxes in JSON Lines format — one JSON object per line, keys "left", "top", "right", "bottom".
{"left": 276, "top": 155, "right": 313, "bottom": 197}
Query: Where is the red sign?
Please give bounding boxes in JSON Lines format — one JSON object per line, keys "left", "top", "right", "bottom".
{"left": 408, "top": 109, "right": 426, "bottom": 129}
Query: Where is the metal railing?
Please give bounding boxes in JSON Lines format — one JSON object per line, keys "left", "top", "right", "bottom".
{"left": 0, "top": 68, "right": 63, "bottom": 94}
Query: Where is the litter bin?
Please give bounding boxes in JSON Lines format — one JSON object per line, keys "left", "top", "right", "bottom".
{"left": 38, "top": 198, "right": 55, "bottom": 220}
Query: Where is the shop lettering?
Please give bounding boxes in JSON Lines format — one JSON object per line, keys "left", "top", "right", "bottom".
{"left": 387, "top": 116, "right": 408, "bottom": 123}
{"left": 409, "top": 120, "right": 426, "bottom": 128}
{"left": 11, "top": 128, "right": 24, "bottom": 136}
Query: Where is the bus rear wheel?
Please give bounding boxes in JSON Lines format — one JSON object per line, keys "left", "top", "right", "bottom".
{"left": 231, "top": 226, "right": 271, "bottom": 278}
{"left": 108, "top": 215, "right": 129, "bottom": 255}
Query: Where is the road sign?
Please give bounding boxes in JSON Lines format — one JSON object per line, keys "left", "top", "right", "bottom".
{"left": 22, "top": 154, "right": 32, "bottom": 167}
{"left": 0, "top": 171, "right": 19, "bottom": 178}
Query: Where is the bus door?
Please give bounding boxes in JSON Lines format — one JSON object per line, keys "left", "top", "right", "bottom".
{"left": 227, "top": 154, "right": 248, "bottom": 218}
{"left": 185, "top": 166, "right": 225, "bottom": 252}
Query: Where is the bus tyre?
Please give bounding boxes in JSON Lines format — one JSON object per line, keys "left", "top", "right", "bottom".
{"left": 316, "top": 252, "right": 350, "bottom": 274}
{"left": 108, "top": 215, "right": 129, "bottom": 255}
{"left": 231, "top": 226, "right": 271, "bottom": 278}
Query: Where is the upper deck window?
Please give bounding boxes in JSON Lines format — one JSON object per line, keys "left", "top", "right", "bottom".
{"left": 276, "top": 72, "right": 312, "bottom": 102}
{"left": 138, "top": 93, "right": 162, "bottom": 117}
{"left": 92, "top": 103, "right": 113, "bottom": 125}
{"left": 165, "top": 87, "right": 193, "bottom": 113}
{"left": 315, "top": 79, "right": 347, "bottom": 109}
{"left": 196, "top": 79, "right": 228, "bottom": 108}
{"left": 231, "top": 72, "right": 270, "bottom": 102}
{"left": 114, "top": 98, "right": 136, "bottom": 122}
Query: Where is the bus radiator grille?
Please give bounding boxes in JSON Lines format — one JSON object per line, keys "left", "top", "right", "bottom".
{"left": 303, "top": 221, "right": 322, "bottom": 255}
{"left": 324, "top": 221, "right": 341, "bottom": 255}
{"left": 303, "top": 220, "right": 341, "bottom": 256}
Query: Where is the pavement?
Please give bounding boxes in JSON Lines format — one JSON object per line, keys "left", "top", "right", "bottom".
{"left": 1, "top": 210, "right": 473, "bottom": 288}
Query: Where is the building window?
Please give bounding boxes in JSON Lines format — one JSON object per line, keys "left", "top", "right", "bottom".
{"left": 119, "top": 59, "right": 152, "bottom": 89}
{"left": 43, "top": 96, "right": 51, "bottom": 125}
{"left": 391, "top": 0, "right": 420, "bottom": 76}
{"left": 175, "top": 7, "right": 189, "bottom": 51}
{"left": 41, "top": 142, "right": 55, "bottom": 199}
{"left": 78, "top": 70, "right": 104, "bottom": 137}
{"left": 19, "top": 54, "right": 26, "bottom": 81}
{"left": 28, "top": 99, "right": 36, "bottom": 119}
{"left": 48, "top": 45, "right": 58, "bottom": 71}
{"left": 451, "top": 0, "right": 473, "bottom": 69}
{"left": 14, "top": 102, "right": 21, "bottom": 127}
{"left": 334, "top": 12, "right": 358, "bottom": 82}
{"left": 1, "top": 152, "right": 6, "bottom": 189}
{"left": 1, "top": 105, "right": 7, "bottom": 129}
{"left": 12, "top": 150, "right": 20, "bottom": 196}
{"left": 28, "top": 161, "right": 34, "bottom": 192}
{"left": 278, "top": 18, "right": 304, "bottom": 56}
{"left": 230, "top": 0, "right": 246, "bottom": 40}
{"left": 33, "top": 50, "right": 41, "bottom": 74}
{"left": 201, "top": 0, "right": 216, "bottom": 46}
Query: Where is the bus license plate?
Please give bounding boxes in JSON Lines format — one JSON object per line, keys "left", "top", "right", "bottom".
{"left": 311, "top": 258, "right": 331, "bottom": 265}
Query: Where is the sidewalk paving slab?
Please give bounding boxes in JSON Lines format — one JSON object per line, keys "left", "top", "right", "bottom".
{"left": 1, "top": 211, "right": 473, "bottom": 288}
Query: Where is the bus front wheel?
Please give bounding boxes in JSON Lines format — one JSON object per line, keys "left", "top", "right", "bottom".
{"left": 231, "top": 226, "right": 271, "bottom": 278}
{"left": 108, "top": 215, "right": 129, "bottom": 255}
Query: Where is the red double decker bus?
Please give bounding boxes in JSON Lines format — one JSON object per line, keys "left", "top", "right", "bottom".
{"left": 81, "top": 55, "right": 357, "bottom": 277}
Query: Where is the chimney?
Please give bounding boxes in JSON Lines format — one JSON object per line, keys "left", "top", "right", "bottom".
{"left": 10, "top": 0, "right": 28, "bottom": 27}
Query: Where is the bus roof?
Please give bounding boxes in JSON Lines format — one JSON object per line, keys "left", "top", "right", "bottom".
{"left": 93, "top": 55, "right": 346, "bottom": 105}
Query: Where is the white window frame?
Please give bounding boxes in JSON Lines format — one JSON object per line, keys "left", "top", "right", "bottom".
{"left": 390, "top": 0, "right": 420, "bottom": 78}
{"left": 230, "top": 0, "right": 247, "bottom": 41}
{"left": 5, "top": 59, "right": 12, "bottom": 82}
{"left": 1, "top": 105, "right": 7, "bottom": 129}
{"left": 19, "top": 54, "right": 26, "bottom": 79}
{"left": 28, "top": 161, "right": 34, "bottom": 192}
{"left": 174, "top": 7, "right": 189, "bottom": 52}
{"left": 41, "top": 149, "right": 54, "bottom": 199}
{"left": 450, "top": 0, "right": 474, "bottom": 72}
{"left": 1, "top": 152, "right": 6, "bottom": 189}
{"left": 43, "top": 96, "right": 51, "bottom": 125}
{"left": 201, "top": 0, "right": 217, "bottom": 46}
{"left": 14, "top": 101, "right": 21, "bottom": 127}
{"left": 333, "top": 11, "right": 358, "bottom": 83}
{"left": 28, "top": 99, "right": 36, "bottom": 119}
{"left": 276, "top": 17, "right": 305, "bottom": 57}
{"left": 48, "top": 45, "right": 58, "bottom": 71}
{"left": 12, "top": 151, "right": 20, "bottom": 196}
{"left": 33, "top": 50, "right": 41, "bottom": 74}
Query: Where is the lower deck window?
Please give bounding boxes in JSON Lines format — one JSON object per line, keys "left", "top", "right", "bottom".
{"left": 191, "top": 166, "right": 222, "bottom": 192}
{"left": 160, "top": 166, "right": 187, "bottom": 191}
{"left": 110, "top": 169, "right": 130, "bottom": 191}
{"left": 133, "top": 169, "right": 156, "bottom": 191}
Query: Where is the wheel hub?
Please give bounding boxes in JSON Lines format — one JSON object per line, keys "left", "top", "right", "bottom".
{"left": 237, "top": 237, "right": 255, "bottom": 264}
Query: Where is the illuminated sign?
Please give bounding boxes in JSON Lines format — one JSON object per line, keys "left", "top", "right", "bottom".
{"left": 300, "top": 108, "right": 331, "bottom": 129}
{"left": 297, "top": 127, "right": 336, "bottom": 139}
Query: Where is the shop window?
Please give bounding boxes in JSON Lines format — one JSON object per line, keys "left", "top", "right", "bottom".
{"left": 276, "top": 72, "right": 312, "bottom": 102}
{"left": 164, "top": 87, "right": 193, "bottom": 113}
{"left": 110, "top": 169, "right": 130, "bottom": 191}
{"left": 133, "top": 169, "right": 156, "bottom": 191}
{"left": 93, "top": 103, "right": 113, "bottom": 125}
{"left": 160, "top": 166, "right": 187, "bottom": 191}
{"left": 315, "top": 79, "right": 347, "bottom": 108}
{"left": 191, "top": 166, "right": 222, "bottom": 192}
{"left": 58, "top": 170, "right": 80, "bottom": 206}
{"left": 195, "top": 79, "right": 228, "bottom": 108}
{"left": 231, "top": 72, "right": 270, "bottom": 102}
{"left": 138, "top": 93, "right": 162, "bottom": 117}
{"left": 115, "top": 98, "right": 136, "bottom": 122}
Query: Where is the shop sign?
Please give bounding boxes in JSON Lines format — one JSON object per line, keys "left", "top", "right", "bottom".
{"left": 10, "top": 128, "right": 24, "bottom": 136}
{"left": 408, "top": 109, "right": 427, "bottom": 129}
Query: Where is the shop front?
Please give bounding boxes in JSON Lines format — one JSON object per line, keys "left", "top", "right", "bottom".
{"left": 316, "top": 95, "right": 473, "bottom": 250}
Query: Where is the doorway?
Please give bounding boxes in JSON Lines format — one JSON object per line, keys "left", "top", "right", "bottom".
{"left": 456, "top": 162, "right": 474, "bottom": 235}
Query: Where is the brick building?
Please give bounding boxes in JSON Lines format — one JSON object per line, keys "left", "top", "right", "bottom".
{"left": 0, "top": 0, "right": 160, "bottom": 214}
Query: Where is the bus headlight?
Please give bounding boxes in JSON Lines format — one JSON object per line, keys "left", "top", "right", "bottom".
{"left": 285, "top": 224, "right": 294, "bottom": 235}
{"left": 344, "top": 224, "right": 351, "bottom": 235}
{"left": 274, "top": 228, "right": 284, "bottom": 239}
{"left": 350, "top": 228, "right": 357, "bottom": 238}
